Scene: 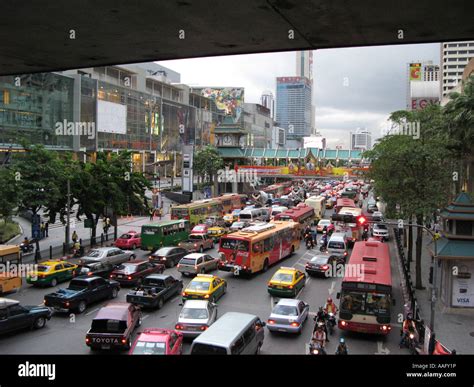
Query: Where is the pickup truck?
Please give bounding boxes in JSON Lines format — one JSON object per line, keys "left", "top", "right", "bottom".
{"left": 178, "top": 234, "right": 214, "bottom": 253}
{"left": 86, "top": 302, "right": 141, "bottom": 351}
{"left": 44, "top": 276, "right": 120, "bottom": 314}
{"left": 126, "top": 274, "right": 183, "bottom": 309}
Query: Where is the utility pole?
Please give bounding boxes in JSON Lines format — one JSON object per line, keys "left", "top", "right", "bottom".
{"left": 65, "top": 179, "right": 71, "bottom": 247}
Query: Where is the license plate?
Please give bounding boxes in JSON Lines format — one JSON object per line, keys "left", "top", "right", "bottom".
{"left": 117, "top": 275, "right": 124, "bottom": 278}
{"left": 102, "top": 345, "right": 110, "bottom": 350}
{"left": 276, "top": 286, "right": 283, "bottom": 289}
{"left": 278, "top": 329, "right": 286, "bottom": 332}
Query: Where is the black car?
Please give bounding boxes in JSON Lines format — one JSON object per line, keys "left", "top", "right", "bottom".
{"left": 44, "top": 276, "right": 120, "bottom": 314}
{"left": 0, "top": 298, "right": 52, "bottom": 335}
{"left": 148, "top": 246, "right": 188, "bottom": 268}
{"left": 305, "top": 254, "right": 342, "bottom": 277}
{"left": 73, "top": 261, "right": 117, "bottom": 279}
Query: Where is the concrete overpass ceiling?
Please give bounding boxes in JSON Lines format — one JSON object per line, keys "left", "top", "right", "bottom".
{"left": 0, "top": 0, "right": 472, "bottom": 75}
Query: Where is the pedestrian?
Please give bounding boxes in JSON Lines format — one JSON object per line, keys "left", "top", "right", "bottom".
{"left": 72, "top": 230, "right": 78, "bottom": 243}
{"left": 40, "top": 222, "right": 45, "bottom": 239}
{"left": 149, "top": 208, "right": 155, "bottom": 221}
{"left": 45, "top": 221, "right": 49, "bottom": 237}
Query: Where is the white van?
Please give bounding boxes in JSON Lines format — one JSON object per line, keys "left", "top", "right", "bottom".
{"left": 327, "top": 232, "right": 349, "bottom": 260}
{"left": 190, "top": 312, "right": 266, "bottom": 355}
{"left": 239, "top": 208, "right": 268, "bottom": 222}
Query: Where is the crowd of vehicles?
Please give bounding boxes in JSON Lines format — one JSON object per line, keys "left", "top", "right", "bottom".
{"left": 0, "top": 178, "right": 404, "bottom": 355}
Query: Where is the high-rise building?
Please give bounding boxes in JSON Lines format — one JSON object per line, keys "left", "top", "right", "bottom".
{"left": 275, "top": 76, "right": 312, "bottom": 141}
{"left": 440, "top": 41, "right": 474, "bottom": 99}
{"left": 243, "top": 103, "right": 273, "bottom": 148}
{"left": 406, "top": 61, "right": 440, "bottom": 110}
{"left": 296, "top": 51, "right": 315, "bottom": 132}
{"left": 260, "top": 91, "right": 275, "bottom": 119}
{"left": 350, "top": 129, "right": 372, "bottom": 150}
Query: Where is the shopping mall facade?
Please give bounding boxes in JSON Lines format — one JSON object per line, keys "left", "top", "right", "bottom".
{"left": 0, "top": 62, "right": 226, "bottom": 175}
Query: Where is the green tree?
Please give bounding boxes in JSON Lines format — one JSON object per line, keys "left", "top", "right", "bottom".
{"left": 194, "top": 146, "right": 224, "bottom": 184}
{"left": 0, "top": 167, "right": 19, "bottom": 223}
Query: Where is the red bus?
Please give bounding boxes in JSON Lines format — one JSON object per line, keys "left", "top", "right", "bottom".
{"left": 273, "top": 203, "right": 315, "bottom": 237}
{"left": 335, "top": 198, "right": 356, "bottom": 213}
{"left": 337, "top": 238, "right": 393, "bottom": 335}
{"left": 217, "top": 221, "right": 300, "bottom": 276}
{"left": 263, "top": 182, "right": 293, "bottom": 197}
{"left": 216, "top": 193, "right": 247, "bottom": 214}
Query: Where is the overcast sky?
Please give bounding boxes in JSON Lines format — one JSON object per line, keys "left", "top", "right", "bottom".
{"left": 158, "top": 43, "right": 440, "bottom": 147}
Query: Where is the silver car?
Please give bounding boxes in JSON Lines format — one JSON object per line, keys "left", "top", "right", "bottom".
{"left": 177, "top": 253, "right": 219, "bottom": 276}
{"left": 79, "top": 247, "right": 135, "bottom": 266}
{"left": 372, "top": 223, "right": 389, "bottom": 241}
{"left": 267, "top": 299, "right": 310, "bottom": 334}
{"left": 175, "top": 300, "right": 218, "bottom": 338}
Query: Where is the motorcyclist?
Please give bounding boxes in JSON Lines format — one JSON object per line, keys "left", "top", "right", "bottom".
{"left": 304, "top": 231, "right": 314, "bottom": 248}
{"left": 335, "top": 337, "right": 348, "bottom": 355}
{"left": 72, "top": 240, "right": 82, "bottom": 257}
{"left": 362, "top": 229, "right": 369, "bottom": 241}
{"left": 311, "top": 324, "right": 327, "bottom": 352}
{"left": 314, "top": 306, "right": 329, "bottom": 341}
{"left": 400, "top": 314, "right": 417, "bottom": 348}
{"left": 324, "top": 297, "right": 338, "bottom": 315}
{"left": 20, "top": 237, "right": 31, "bottom": 253}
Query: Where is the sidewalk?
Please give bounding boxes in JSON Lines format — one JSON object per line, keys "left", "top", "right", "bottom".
{"left": 405, "top": 232, "right": 474, "bottom": 354}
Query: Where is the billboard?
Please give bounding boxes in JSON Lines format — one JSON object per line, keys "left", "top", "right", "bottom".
{"left": 411, "top": 97, "right": 439, "bottom": 110}
{"left": 97, "top": 100, "right": 127, "bottom": 134}
{"left": 409, "top": 63, "right": 422, "bottom": 81}
{"left": 303, "top": 135, "right": 325, "bottom": 149}
{"left": 200, "top": 87, "right": 244, "bottom": 122}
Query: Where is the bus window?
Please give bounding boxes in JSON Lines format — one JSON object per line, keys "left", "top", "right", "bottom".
{"left": 264, "top": 237, "right": 274, "bottom": 252}
{"left": 341, "top": 292, "right": 365, "bottom": 314}
{"left": 252, "top": 241, "right": 263, "bottom": 253}
{"left": 220, "top": 239, "right": 249, "bottom": 252}
{"left": 366, "top": 293, "right": 390, "bottom": 315}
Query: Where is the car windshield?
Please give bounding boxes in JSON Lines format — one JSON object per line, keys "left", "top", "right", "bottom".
{"left": 340, "top": 291, "right": 391, "bottom": 316}
{"left": 119, "top": 234, "right": 132, "bottom": 239}
{"left": 231, "top": 222, "right": 244, "bottom": 228}
{"left": 143, "top": 278, "right": 164, "bottom": 288}
{"left": 116, "top": 264, "right": 136, "bottom": 274}
{"left": 132, "top": 341, "right": 166, "bottom": 355}
{"left": 220, "top": 238, "right": 249, "bottom": 251}
{"left": 181, "top": 307, "right": 209, "bottom": 319}
{"left": 36, "top": 265, "right": 52, "bottom": 272}
{"left": 189, "top": 235, "right": 202, "bottom": 240}
{"left": 311, "top": 257, "right": 330, "bottom": 264}
{"left": 319, "top": 220, "right": 330, "bottom": 225}
{"left": 87, "top": 250, "right": 103, "bottom": 258}
{"left": 154, "top": 248, "right": 173, "bottom": 256}
{"left": 272, "top": 305, "right": 298, "bottom": 316}
{"left": 192, "top": 226, "right": 206, "bottom": 232}
{"left": 375, "top": 224, "right": 387, "bottom": 230}
{"left": 328, "top": 241, "right": 345, "bottom": 249}
{"left": 187, "top": 281, "right": 210, "bottom": 291}
{"left": 272, "top": 273, "right": 293, "bottom": 283}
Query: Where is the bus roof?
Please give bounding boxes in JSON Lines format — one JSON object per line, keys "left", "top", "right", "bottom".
{"left": 274, "top": 204, "right": 314, "bottom": 221}
{"left": 343, "top": 240, "right": 391, "bottom": 287}
{"left": 142, "top": 220, "right": 189, "bottom": 228}
{"left": 172, "top": 199, "right": 220, "bottom": 209}
{"left": 222, "top": 221, "right": 296, "bottom": 242}
{"left": 336, "top": 198, "right": 356, "bottom": 208}
{"left": 0, "top": 245, "right": 20, "bottom": 255}
{"left": 338, "top": 207, "right": 362, "bottom": 216}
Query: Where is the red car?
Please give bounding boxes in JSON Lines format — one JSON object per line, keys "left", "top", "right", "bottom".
{"left": 115, "top": 230, "right": 141, "bottom": 250}
{"left": 109, "top": 260, "right": 165, "bottom": 286}
{"left": 191, "top": 224, "right": 209, "bottom": 235}
{"left": 129, "top": 328, "right": 183, "bottom": 355}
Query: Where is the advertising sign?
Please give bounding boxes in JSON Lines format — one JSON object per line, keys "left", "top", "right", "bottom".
{"left": 97, "top": 100, "right": 127, "bottom": 134}
{"left": 452, "top": 261, "right": 474, "bottom": 307}
{"left": 411, "top": 98, "right": 439, "bottom": 110}
{"left": 409, "top": 63, "right": 422, "bottom": 81}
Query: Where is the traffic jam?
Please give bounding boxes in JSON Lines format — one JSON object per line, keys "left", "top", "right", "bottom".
{"left": 0, "top": 180, "right": 402, "bottom": 355}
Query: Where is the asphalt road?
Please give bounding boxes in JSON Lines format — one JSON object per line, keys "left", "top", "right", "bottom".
{"left": 0, "top": 222, "right": 407, "bottom": 355}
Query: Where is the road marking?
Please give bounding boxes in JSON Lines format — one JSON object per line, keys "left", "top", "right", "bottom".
{"left": 142, "top": 314, "right": 150, "bottom": 321}
{"left": 294, "top": 262, "right": 306, "bottom": 268}
{"left": 170, "top": 296, "right": 179, "bottom": 303}
{"left": 85, "top": 307, "right": 100, "bottom": 316}
{"left": 328, "top": 281, "right": 336, "bottom": 295}
{"left": 375, "top": 341, "right": 390, "bottom": 355}
{"left": 270, "top": 296, "right": 274, "bottom": 309}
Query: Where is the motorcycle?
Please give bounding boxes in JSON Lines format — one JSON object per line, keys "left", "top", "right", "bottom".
{"left": 327, "top": 312, "right": 336, "bottom": 335}
{"left": 305, "top": 234, "right": 314, "bottom": 249}
{"left": 319, "top": 242, "right": 328, "bottom": 252}
{"left": 309, "top": 341, "right": 326, "bottom": 355}
{"left": 335, "top": 345, "right": 348, "bottom": 355}
{"left": 20, "top": 241, "right": 34, "bottom": 254}
{"left": 404, "top": 331, "right": 419, "bottom": 355}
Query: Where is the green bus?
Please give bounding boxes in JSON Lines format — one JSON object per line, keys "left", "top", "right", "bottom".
{"left": 170, "top": 199, "right": 222, "bottom": 227}
{"left": 141, "top": 220, "right": 190, "bottom": 251}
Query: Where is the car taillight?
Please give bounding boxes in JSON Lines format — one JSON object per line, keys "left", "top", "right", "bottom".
{"left": 127, "top": 276, "right": 132, "bottom": 280}
{"left": 194, "top": 243, "right": 198, "bottom": 247}
{"left": 110, "top": 274, "right": 115, "bottom": 278}
{"left": 204, "top": 294, "right": 210, "bottom": 299}
{"left": 322, "top": 265, "right": 329, "bottom": 270}
{"left": 121, "top": 338, "right": 127, "bottom": 344}
{"left": 200, "top": 326, "right": 208, "bottom": 331}
{"left": 85, "top": 338, "right": 90, "bottom": 344}
{"left": 177, "top": 264, "right": 181, "bottom": 268}
{"left": 291, "top": 322, "right": 300, "bottom": 327}
{"left": 175, "top": 324, "right": 183, "bottom": 330}
{"left": 87, "top": 272, "right": 92, "bottom": 276}
{"left": 64, "top": 302, "right": 70, "bottom": 307}
{"left": 268, "top": 320, "right": 275, "bottom": 325}
{"left": 344, "top": 251, "right": 348, "bottom": 256}
{"left": 340, "top": 320, "right": 347, "bottom": 326}
{"left": 288, "top": 285, "right": 293, "bottom": 289}
{"left": 267, "top": 282, "right": 272, "bottom": 287}
{"left": 194, "top": 266, "right": 198, "bottom": 270}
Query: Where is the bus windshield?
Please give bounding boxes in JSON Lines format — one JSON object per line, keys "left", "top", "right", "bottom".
{"left": 340, "top": 291, "right": 391, "bottom": 316}
{"left": 220, "top": 238, "right": 249, "bottom": 252}
{"left": 172, "top": 208, "right": 189, "bottom": 217}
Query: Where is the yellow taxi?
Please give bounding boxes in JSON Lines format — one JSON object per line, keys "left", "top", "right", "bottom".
{"left": 207, "top": 226, "right": 227, "bottom": 242}
{"left": 223, "top": 213, "right": 238, "bottom": 226}
{"left": 267, "top": 267, "right": 306, "bottom": 298}
{"left": 182, "top": 274, "right": 227, "bottom": 303}
{"left": 26, "top": 260, "right": 78, "bottom": 287}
